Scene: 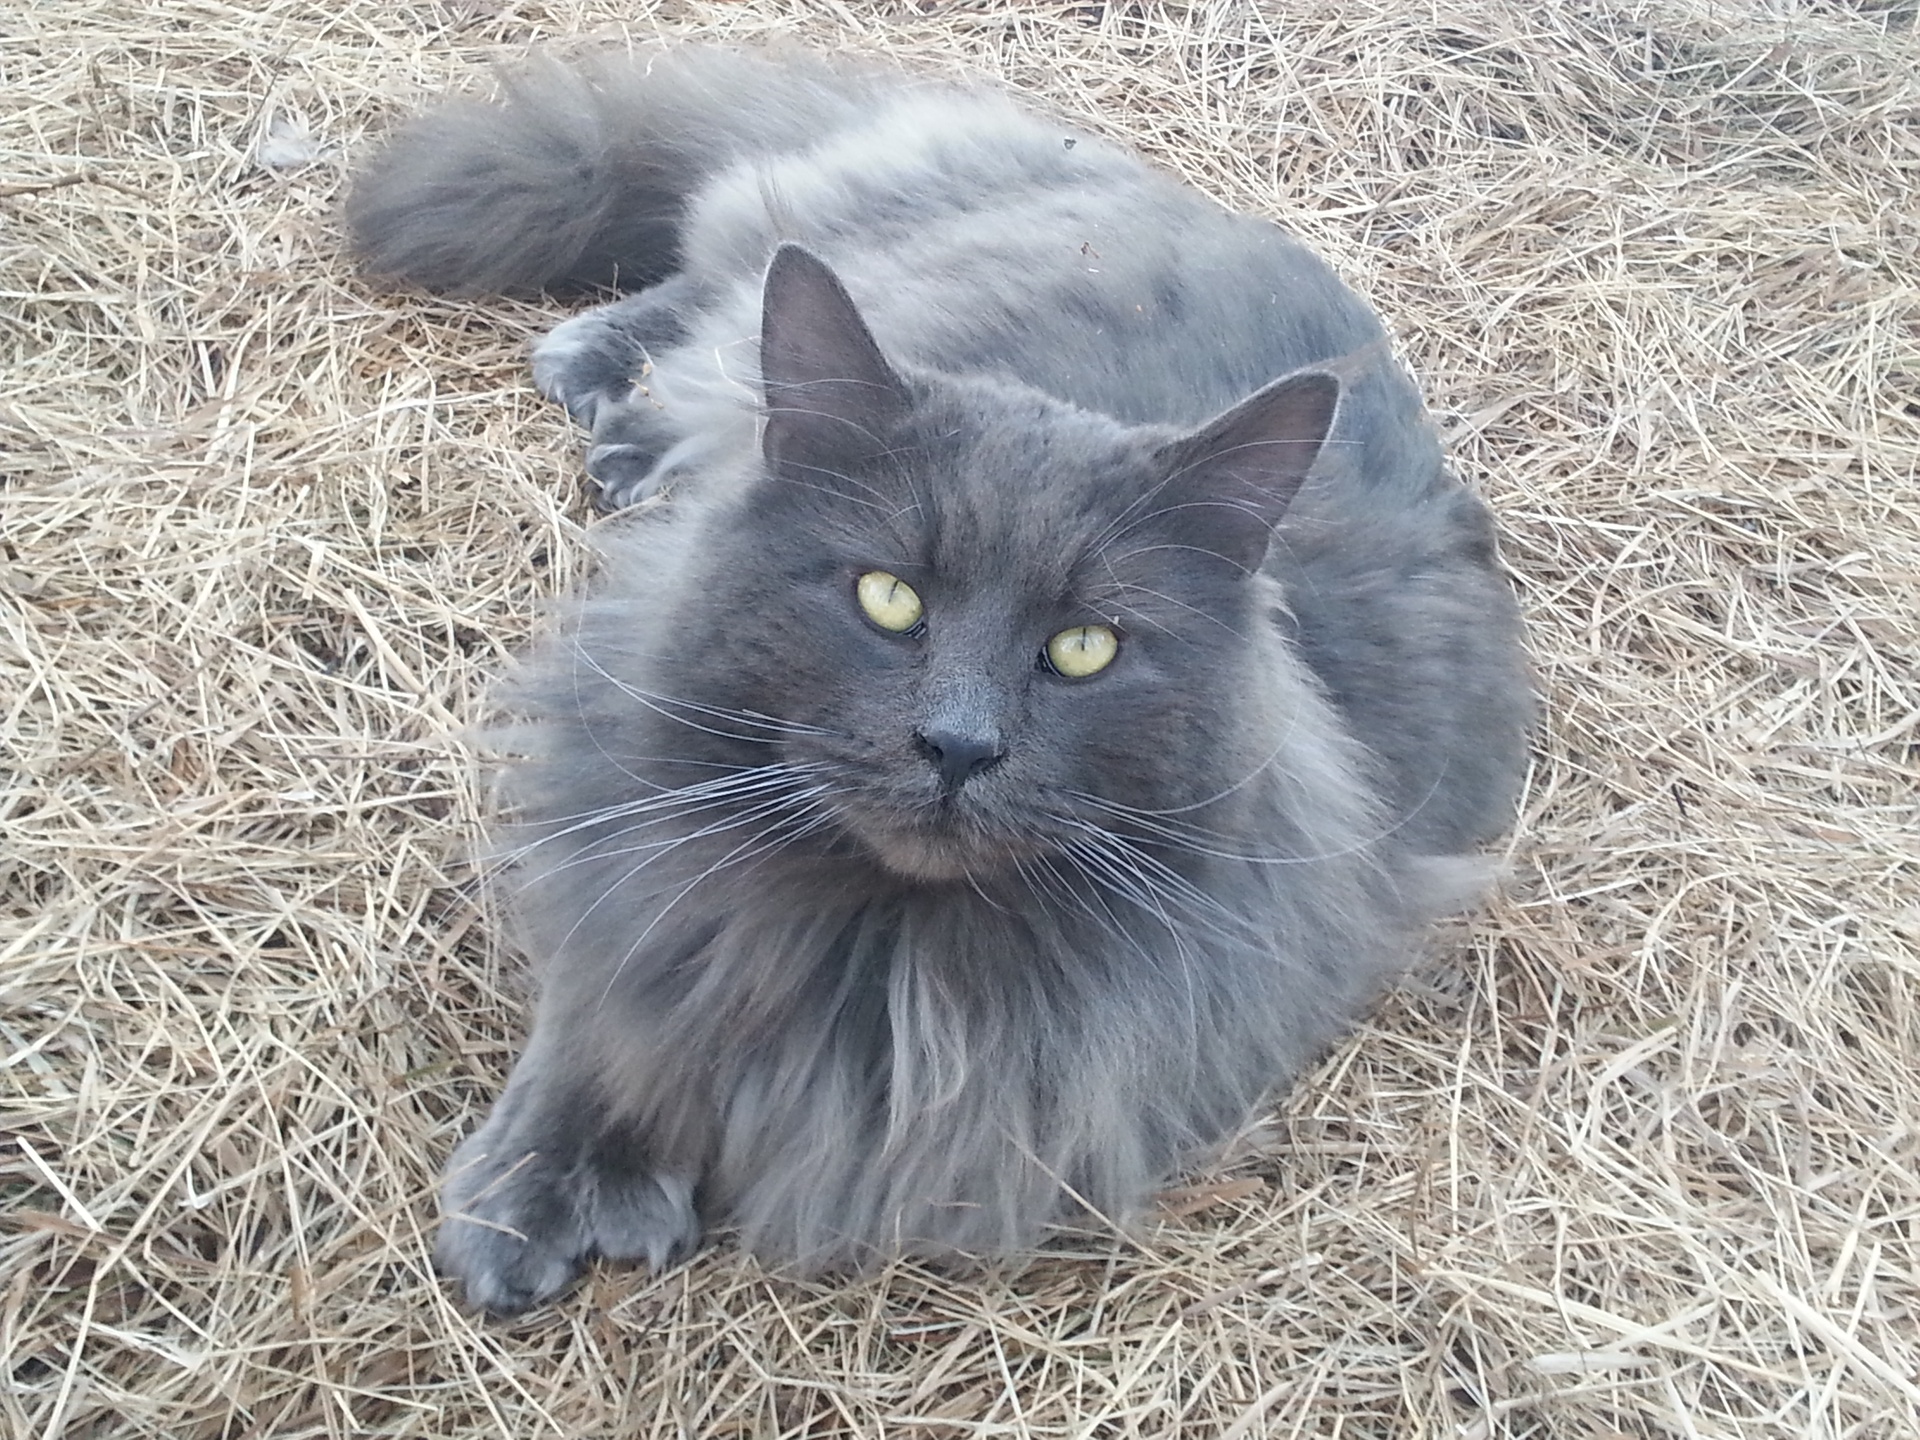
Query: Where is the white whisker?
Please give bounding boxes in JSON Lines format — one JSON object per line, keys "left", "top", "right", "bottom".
{"left": 597, "top": 797, "right": 844, "bottom": 1002}
{"left": 566, "top": 639, "right": 841, "bottom": 740}
{"left": 496, "top": 763, "right": 836, "bottom": 865}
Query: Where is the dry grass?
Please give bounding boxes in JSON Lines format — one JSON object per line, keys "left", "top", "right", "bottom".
{"left": 4, "top": 0, "right": 1918, "bottom": 1435}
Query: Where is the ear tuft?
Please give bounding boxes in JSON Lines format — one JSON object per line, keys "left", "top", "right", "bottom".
{"left": 1152, "top": 371, "right": 1339, "bottom": 573}
{"left": 760, "top": 245, "right": 907, "bottom": 473}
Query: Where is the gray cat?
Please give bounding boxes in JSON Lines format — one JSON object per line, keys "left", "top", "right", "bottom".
{"left": 347, "top": 46, "right": 1531, "bottom": 1315}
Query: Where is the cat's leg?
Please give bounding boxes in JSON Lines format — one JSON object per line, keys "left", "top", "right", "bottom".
{"left": 434, "top": 1026, "right": 703, "bottom": 1314}
{"left": 531, "top": 274, "right": 704, "bottom": 511}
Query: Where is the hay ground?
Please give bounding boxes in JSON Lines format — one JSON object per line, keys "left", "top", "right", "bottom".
{"left": 4, "top": 0, "right": 1918, "bottom": 1435}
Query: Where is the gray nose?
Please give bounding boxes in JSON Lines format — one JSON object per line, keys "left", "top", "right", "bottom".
{"left": 915, "top": 726, "right": 1005, "bottom": 793}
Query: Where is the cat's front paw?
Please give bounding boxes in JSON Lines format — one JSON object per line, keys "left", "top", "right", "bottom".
{"left": 434, "top": 1125, "right": 702, "bottom": 1315}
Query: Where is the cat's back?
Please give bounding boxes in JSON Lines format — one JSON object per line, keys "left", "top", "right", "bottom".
{"left": 679, "top": 88, "right": 1390, "bottom": 428}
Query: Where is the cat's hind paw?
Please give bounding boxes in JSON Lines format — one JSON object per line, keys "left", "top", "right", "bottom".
{"left": 530, "top": 312, "right": 625, "bottom": 425}
{"left": 531, "top": 278, "right": 694, "bottom": 424}
{"left": 434, "top": 1130, "right": 702, "bottom": 1315}
{"left": 585, "top": 440, "right": 668, "bottom": 512}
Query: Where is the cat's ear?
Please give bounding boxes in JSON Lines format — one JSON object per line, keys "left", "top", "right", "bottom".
{"left": 759, "top": 244, "right": 909, "bottom": 475}
{"left": 1151, "top": 371, "right": 1339, "bottom": 573}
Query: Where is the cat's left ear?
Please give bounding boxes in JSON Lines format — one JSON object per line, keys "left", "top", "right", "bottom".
{"left": 1151, "top": 371, "right": 1339, "bottom": 573}
{"left": 759, "top": 244, "right": 909, "bottom": 477}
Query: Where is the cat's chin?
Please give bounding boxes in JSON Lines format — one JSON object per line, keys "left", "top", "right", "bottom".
{"left": 857, "top": 825, "right": 1026, "bottom": 885}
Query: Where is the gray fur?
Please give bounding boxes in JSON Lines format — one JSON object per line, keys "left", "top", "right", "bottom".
{"left": 349, "top": 47, "right": 1532, "bottom": 1314}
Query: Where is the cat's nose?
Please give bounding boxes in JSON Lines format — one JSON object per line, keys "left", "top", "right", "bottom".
{"left": 914, "top": 726, "right": 1005, "bottom": 793}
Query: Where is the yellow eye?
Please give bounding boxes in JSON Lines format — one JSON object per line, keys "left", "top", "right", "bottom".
{"left": 856, "top": 570, "right": 924, "bottom": 633}
{"left": 1045, "top": 624, "right": 1119, "bottom": 678}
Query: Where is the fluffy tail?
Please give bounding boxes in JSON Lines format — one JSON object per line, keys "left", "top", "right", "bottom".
{"left": 345, "top": 49, "right": 879, "bottom": 294}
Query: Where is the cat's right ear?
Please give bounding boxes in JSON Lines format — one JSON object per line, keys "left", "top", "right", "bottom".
{"left": 759, "top": 244, "right": 909, "bottom": 478}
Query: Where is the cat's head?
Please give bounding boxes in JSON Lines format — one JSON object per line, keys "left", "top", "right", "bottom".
{"left": 646, "top": 246, "right": 1338, "bottom": 884}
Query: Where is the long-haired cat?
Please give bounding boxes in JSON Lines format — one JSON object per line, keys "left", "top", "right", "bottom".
{"left": 348, "top": 46, "right": 1532, "bottom": 1314}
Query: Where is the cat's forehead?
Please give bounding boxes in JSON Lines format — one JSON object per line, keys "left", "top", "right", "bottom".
{"left": 906, "top": 398, "right": 1150, "bottom": 592}
{"left": 910, "top": 478, "right": 1131, "bottom": 619}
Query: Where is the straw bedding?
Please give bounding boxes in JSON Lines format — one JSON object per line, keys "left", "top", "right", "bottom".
{"left": 4, "top": 1, "right": 1916, "bottom": 1435}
